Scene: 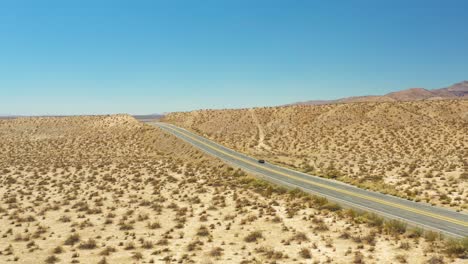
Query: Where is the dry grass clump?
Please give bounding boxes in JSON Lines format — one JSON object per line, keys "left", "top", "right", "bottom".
{"left": 255, "top": 246, "right": 285, "bottom": 260}
{"left": 444, "top": 237, "right": 468, "bottom": 258}
{"left": 209, "top": 247, "right": 224, "bottom": 257}
{"left": 78, "top": 238, "right": 97, "bottom": 250}
{"left": 64, "top": 234, "right": 80, "bottom": 246}
{"left": 44, "top": 255, "right": 60, "bottom": 264}
{"left": 244, "top": 230, "right": 263, "bottom": 242}
{"left": 146, "top": 221, "right": 161, "bottom": 229}
{"left": 299, "top": 247, "right": 312, "bottom": 259}
{"left": 384, "top": 220, "right": 407, "bottom": 236}
{"left": 99, "top": 246, "right": 117, "bottom": 256}
{"left": 0, "top": 115, "right": 462, "bottom": 263}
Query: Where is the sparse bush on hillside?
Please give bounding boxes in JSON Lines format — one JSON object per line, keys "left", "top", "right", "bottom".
{"left": 209, "top": 247, "right": 223, "bottom": 257}
{"left": 78, "top": 238, "right": 97, "bottom": 249}
{"left": 384, "top": 220, "right": 407, "bottom": 236}
{"left": 299, "top": 248, "right": 311, "bottom": 259}
{"left": 64, "top": 234, "right": 80, "bottom": 246}
{"left": 244, "top": 231, "right": 263, "bottom": 242}
{"left": 444, "top": 237, "right": 468, "bottom": 258}
{"left": 45, "top": 255, "right": 59, "bottom": 264}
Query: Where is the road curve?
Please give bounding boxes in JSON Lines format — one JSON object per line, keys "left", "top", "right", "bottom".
{"left": 149, "top": 122, "right": 468, "bottom": 238}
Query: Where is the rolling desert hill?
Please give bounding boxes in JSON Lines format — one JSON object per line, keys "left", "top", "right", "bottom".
{"left": 163, "top": 100, "right": 468, "bottom": 211}
{"left": 293, "top": 81, "right": 468, "bottom": 105}
{"left": 3, "top": 115, "right": 466, "bottom": 263}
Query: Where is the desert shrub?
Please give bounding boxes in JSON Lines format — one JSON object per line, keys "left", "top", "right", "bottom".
{"left": 45, "top": 255, "right": 59, "bottom": 264}
{"left": 314, "top": 221, "right": 329, "bottom": 231}
{"left": 124, "top": 242, "right": 135, "bottom": 250}
{"left": 288, "top": 188, "right": 307, "bottom": 199}
{"left": 399, "top": 242, "right": 410, "bottom": 250}
{"left": 353, "top": 252, "right": 365, "bottom": 263}
{"left": 426, "top": 256, "right": 445, "bottom": 264}
{"left": 147, "top": 221, "right": 161, "bottom": 229}
{"left": 312, "top": 196, "right": 328, "bottom": 207}
{"left": 19, "top": 215, "right": 36, "bottom": 222}
{"left": 156, "top": 239, "right": 169, "bottom": 246}
{"left": 142, "top": 240, "right": 154, "bottom": 249}
{"left": 196, "top": 226, "right": 210, "bottom": 237}
{"left": 299, "top": 248, "right": 311, "bottom": 259}
{"left": 286, "top": 207, "right": 299, "bottom": 218}
{"left": 320, "top": 202, "right": 341, "bottom": 211}
{"left": 384, "top": 220, "right": 406, "bottom": 235}
{"left": 119, "top": 221, "right": 133, "bottom": 230}
{"left": 424, "top": 231, "right": 440, "bottom": 242}
{"left": 290, "top": 232, "right": 309, "bottom": 242}
{"left": 394, "top": 254, "right": 407, "bottom": 263}
{"left": 209, "top": 247, "right": 223, "bottom": 257}
{"left": 244, "top": 231, "right": 263, "bottom": 242}
{"left": 78, "top": 238, "right": 97, "bottom": 249}
{"left": 460, "top": 172, "right": 468, "bottom": 180}
{"left": 137, "top": 213, "right": 149, "bottom": 221}
{"left": 187, "top": 240, "right": 203, "bottom": 251}
{"left": 26, "top": 241, "right": 36, "bottom": 249}
{"left": 339, "top": 231, "right": 351, "bottom": 239}
{"left": 324, "top": 237, "right": 334, "bottom": 248}
{"left": 271, "top": 216, "right": 282, "bottom": 223}
{"left": 53, "top": 246, "right": 64, "bottom": 254}
{"left": 100, "top": 246, "right": 117, "bottom": 256}
{"left": 64, "top": 233, "right": 80, "bottom": 246}
{"left": 97, "top": 257, "right": 108, "bottom": 264}
{"left": 363, "top": 213, "right": 384, "bottom": 228}
{"left": 58, "top": 215, "right": 71, "bottom": 223}
{"left": 363, "top": 232, "right": 377, "bottom": 246}
{"left": 407, "top": 228, "right": 423, "bottom": 238}
{"left": 132, "top": 252, "right": 143, "bottom": 260}
{"left": 444, "top": 237, "right": 468, "bottom": 258}
{"left": 255, "top": 246, "right": 284, "bottom": 260}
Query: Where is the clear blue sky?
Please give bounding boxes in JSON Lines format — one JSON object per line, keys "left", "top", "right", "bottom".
{"left": 1, "top": 0, "right": 467, "bottom": 115}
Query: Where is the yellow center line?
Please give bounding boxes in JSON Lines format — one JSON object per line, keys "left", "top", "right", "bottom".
{"left": 159, "top": 123, "right": 468, "bottom": 227}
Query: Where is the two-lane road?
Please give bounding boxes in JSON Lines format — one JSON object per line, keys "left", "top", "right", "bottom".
{"left": 150, "top": 122, "right": 468, "bottom": 238}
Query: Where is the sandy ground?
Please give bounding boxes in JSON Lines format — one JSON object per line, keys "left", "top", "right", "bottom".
{"left": 0, "top": 115, "right": 465, "bottom": 263}
{"left": 163, "top": 100, "right": 468, "bottom": 211}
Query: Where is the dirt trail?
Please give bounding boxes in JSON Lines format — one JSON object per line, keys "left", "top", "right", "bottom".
{"left": 249, "top": 108, "right": 271, "bottom": 151}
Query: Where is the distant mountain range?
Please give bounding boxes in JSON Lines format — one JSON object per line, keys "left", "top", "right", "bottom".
{"left": 0, "top": 115, "right": 20, "bottom": 120}
{"left": 292, "top": 81, "right": 468, "bottom": 105}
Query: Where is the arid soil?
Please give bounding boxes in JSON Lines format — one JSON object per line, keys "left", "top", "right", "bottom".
{"left": 0, "top": 115, "right": 465, "bottom": 263}
{"left": 163, "top": 100, "right": 468, "bottom": 210}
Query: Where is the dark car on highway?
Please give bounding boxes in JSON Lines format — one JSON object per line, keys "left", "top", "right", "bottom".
{"left": 258, "top": 159, "right": 265, "bottom": 164}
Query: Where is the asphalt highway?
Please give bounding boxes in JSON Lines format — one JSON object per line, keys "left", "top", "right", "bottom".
{"left": 150, "top": 122, "right": 468, "bottom": 238}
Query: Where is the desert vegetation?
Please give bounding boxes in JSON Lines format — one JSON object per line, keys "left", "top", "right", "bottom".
{"left": 164, "top": 100, "right": 468, "bottom": 210}
{"left": 0, "top": 115, "right": 465, "bottom": 263}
